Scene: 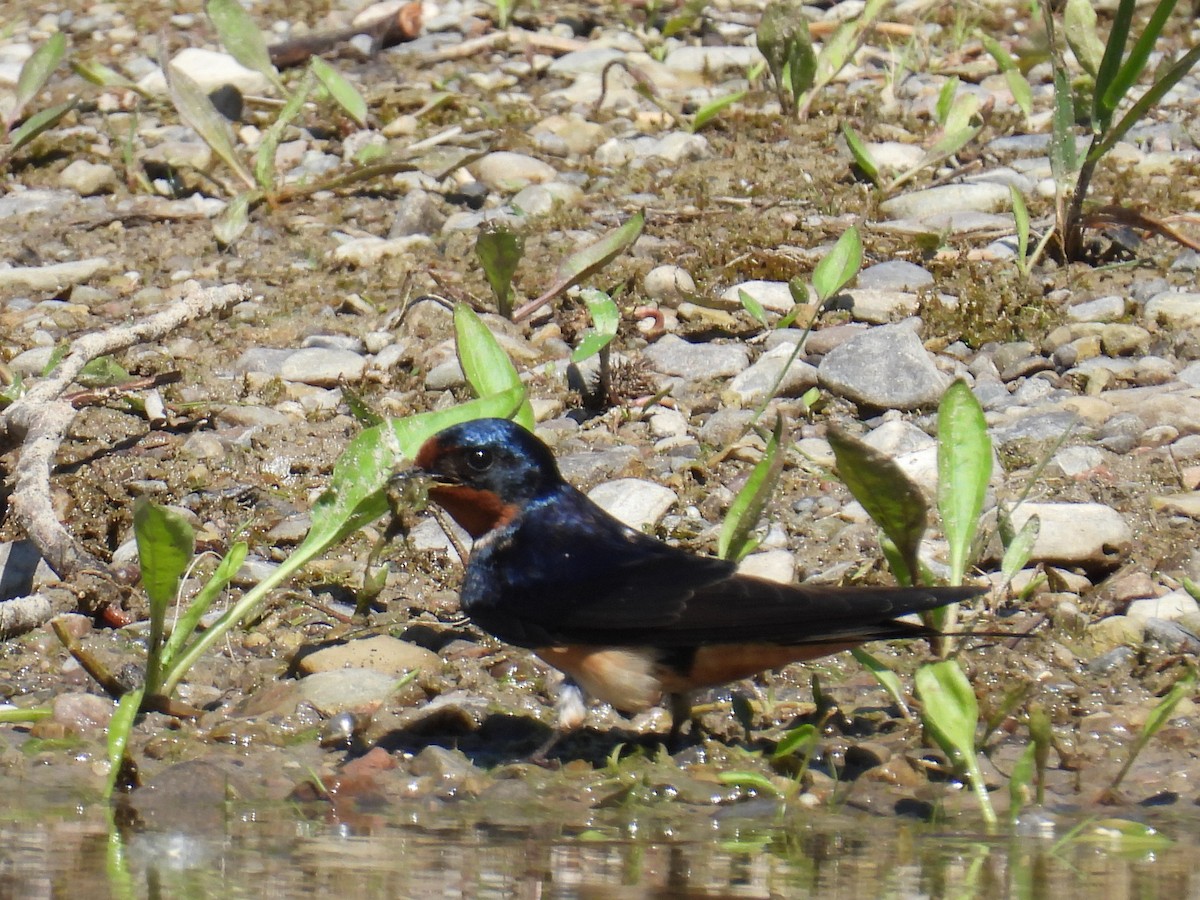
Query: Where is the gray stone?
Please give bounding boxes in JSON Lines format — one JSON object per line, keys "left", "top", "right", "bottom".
{"left": 1067, "top": 295, "right": 1125, "bottom": 322}
{"left": 1126, "top": 590, "right": 1200, "bottom": 624}
{"left": 726, "top": 343, "right": 818, "bottom": 405}
{"left": 588, "top": 478, "right": 676, "bottom": 531}
{"left": 721, "top": 279, "right": 810, "bottom": 314}
{"left": 857, "top": 260, "right": 934, "bottom": 291}
{"left": 0, "top": 258, "right": 112, "bottom": 292}
{"left": 511, "top": 181, "right": 584, "bottom": 217}
{"left": 1144, "top": 291, "right": 1200, "bottom": 329}
{"left": 332, "top": 234, "right": 432, "bottom": 266}
{"left": 424, "top": 359, "right": 465, "bottom": 391}
{"left": 279, "top": 348, "right": 366, "bottom": 386}
{"left": 644, "top": 265, "right": 696, "bottom": 302}
{"left": 698, "top": 408, "right": 755, "bottom": 447}
{"left": 138, "top": 48, "right": 272, "bottom": 95}
{"left": 295, "top": 635, "right": 442, "bottom": 678}
{"left": 1143, "top": 618, "right": 1200, "bottom": 653}
{"left": 296, "top": 669, "right": 406, "bottom": 716}
{"left": 879, "top": 183, "right": 1011, "bottom": 220}
{"left": 58, "top": 160, "right": 117, "bottom": 196}
{"left": 841, "top": 288, "right": 920, "bottom": 323}
{"left": 817, "top": 324, "right": 949, "bottom": 410}
{"left": 1006, "top": 502, "right": 1131, "bottom": 571}
{"left": 232, "top": 348, "right": 293, "bottom": 375}
{"left": 643, "top": 334, "right": 749, "bottom": 380}
{"left": 472, "top": 151, "right": 557, "bottom": 192}
{"left": 737, "top": 549, "right": 796, "bottom": 584}
{"left": 664, "top": 45, "right": 763, "bottom": 74}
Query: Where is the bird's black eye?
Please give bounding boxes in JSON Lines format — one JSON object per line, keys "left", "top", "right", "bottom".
{"left": 465, "top": 447, "right": 493, "bottom": 472}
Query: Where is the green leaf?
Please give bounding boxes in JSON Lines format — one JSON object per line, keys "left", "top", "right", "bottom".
{"left": 1049, "top": 63, "right": 1079, "bottom": 186}
{"left": 1062, "top": 0, "right": 1106, "bottom": 79}
{"left": 1110, "top": 669, "right": 1196, "bottom": 791}
{"left": 206, "top": 0, "right": 283, "bottom": 93}
{"left": 689, "top": 89, "right": 745, "bottom": 132}
{"left": 310, "top": 57, "right": 368, "bottom": 128}
{"left": 166, "top": 60, "right": 256, "bottom": 190}
{"left": 1100, "top": 0, "right": 1180, "bottom": 124}
{"left": 828, "top": 427, "right": 927, "bottom": 585}
{"left": 104, "top": 687, "right": 144, "bottom": 799}
{"left": 771, "top": 722, "right": 818, "bottom": 760}
{"left": 756, "top": 0, "right": 813, "bottom": 112}
{"left": 212, "top": 190, "right": 260, "bottom": 247}
{"left": 937, "top": 380, "right": 991, "bottom": 585}
{"left": 811, "top": 227, "right": 862, "bottom": 302}
{"left": 78, "top": 355, "right": 131, "bottom": 388}
{"left": 454, "top": 304, "right": 536, "bottom": 431}
{"left": 1010, "top": 185, "right": 1030, "bottom": 267}
{"left": 2, "top": 100, "right": 76, "bottom": 160}
{"left": 475, "top": 225, "right": 526, "bottom": 319}
{"left": 916, "top": 660, "right": 996, "bottom": 826}
{"left": 514, "top": 211, "right": 644, "bottom": 321}
{"left": 161, "top": 541, "right": 248, "bottom": 671}
{"left": 738, "top": 288, "right": 769, "bottom": 327}
{"left": 1008, "top": 742, "right": 1038, "bottom": 822}
{"left": 571, "top": 288, "right": 620, "bottom": 363}
{"left": 841, "top": 123, "right": 879, "bottom": 186}
{"left": 13, "top": 32, "right": 66, "bottom": 124}
{"left": 999, "top": 513, "right": 1039, "bottom": 585}
{"left": 718, "top": 418, "right": 785, "bottom": 562}
{"left": 851, "top": 647, "right": 910, "bottom": 718}
{"left": 255, "top": 70, "right": 312, "bottom": 193}
{"left": 1005, "top": 69, "right": 1034, "bottom": 122}
{"left": 935, "top": 76, "right": 959, "bottom": 125}
{"left": 1092, "top": 0, "right": 1136, "bottom": 129}
{"left": 133, "top": 498, "right": 195, "bottom": 688}
{"left": 716, "top": 770, "right": 783, "bottom": 797}
{"left": 70, "top": 59, "right": 136, "bottom": 90}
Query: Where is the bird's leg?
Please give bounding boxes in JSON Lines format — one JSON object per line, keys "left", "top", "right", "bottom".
{"left": 529, "top": 679, "right": 588, "bottom": 766}
{"left": 667, "top": 691, "right": 696, "bottom": 751}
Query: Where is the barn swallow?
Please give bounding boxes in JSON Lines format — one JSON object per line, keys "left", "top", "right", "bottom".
{"left": 411, "top": 417, "right": 983, "bottom": 747}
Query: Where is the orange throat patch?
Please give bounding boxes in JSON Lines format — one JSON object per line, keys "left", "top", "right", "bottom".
{"left": 428, "top": 484, "right": 519, "bottom": 539}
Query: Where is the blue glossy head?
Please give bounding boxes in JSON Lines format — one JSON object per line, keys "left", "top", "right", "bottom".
{"left": 415, "top": 418, "right": 564, "bottom": 518}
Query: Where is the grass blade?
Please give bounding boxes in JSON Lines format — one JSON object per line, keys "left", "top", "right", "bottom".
{"left": 811, "top": 226, "right": 861, "bottom": 302}
{"left": 689, "top": 89, "right": 745, "bottom": 132}
{"left": 12, "top": 32, "right": 66, "bottom": 126}
{"left": 2, "top": 100, "right": 76, "bottom": 161}
{"left": 1092, "top": 0, "right": 1136, "bottom": 128}
{"left": 718, "top": 418, "right": 785, "bottom": 562}
{"left": 163, "top": 541, "right": 248, "bottom": 669}
{"left": 167, "top": 60, "right": 256, "bottom": 190}
{"left": 104, "top": 687, "right": 144, "bottom": 799}
{"left": 841, "top": 123, "right": 880, "bottom": 186}
{"left": 1101, "top": 0, "right": 1180, "bottom": 117}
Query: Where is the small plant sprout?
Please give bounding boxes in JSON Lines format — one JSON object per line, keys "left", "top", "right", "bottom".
{"left": 475, "top": 224, "right": 526, "bottom": 319}
{"left": 454, "top": 304, "right": 536, "bottom": 431}
{"left": 1042, "top": 0, "right": 1200, "bottom": 260}
{"left": 206, "top": 0, "right": 285, "bottom": 94}
{"left": 1104, "top": 668, "right": 1197, "bottom": 801}
{"left": 916, "top": 660, "right": 997, "bottom": 826}
{"left": 570, "top": 289, "right": 620, "bottom": 364}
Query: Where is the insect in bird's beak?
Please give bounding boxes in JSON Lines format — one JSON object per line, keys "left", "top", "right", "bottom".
{"left": 387, "top": 467, "right": 439, "bottom": 515}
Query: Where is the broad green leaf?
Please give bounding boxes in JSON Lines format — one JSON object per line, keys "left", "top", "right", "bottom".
{"left": 1063, "top": 0, "right": 1106, "bottom": 79}
{"left": 916, "top": 660, "right": 996, "bottom": 825}
{"left": 937, "top": 380, "right": 992, "bottom": 585}
{"left": 159, "top": 390, "right": 526, "bottom": 697}
{"left": 104, "top": 687, "right": 143, "bottom": 799}
{"left": 206, "top": 0, "right": 283, "bottom": 92}
{"left": 167, "top": 60, "right": 256, "bottom": 189}
{"left": 455, "top": 303, "right": 535, "bottom": 431}
{"left": 78, "top": 355, "right": 131, "bottom": 388}
{"left": 1075, "top": 819, "right": 1174, "bottom": 851}
{"left": 571, "top": 288, "right": 620, "bottom": 362}
{"left": 133, "top": 498, "right": 195, "bottom": 683}
{"left": 70, "top": 59, "right": 135, "bottom": 90}
{"left": 716, "top": 770, "right": 783, "bottom": 797}
{"left": 738, "top": 288, "right": 769, "bottom": 327}
{"left": 718, "top": 418, "right": 785, "bottom": 562}
{"left": 2, "top": 100, "right": 76, "bottom": 160}
{"left": 475, "top": 225, "right": 525, "bottom": 318}
{"left": 851, "top": 647, "right": 910, "bottom": 718}
{"left": 13, "top": 32, "right": 66, "bottom": 123}
{"left": 756, "top": 0, "right": 813, "bottom": 111}
{"left": 212, "top": 190, "right": 260, "bottom": 247}
{"left": 771, "top": 722, "right": 818, "bottom": 760}
{"left": 999, "top": 513, "right": 1039, "bottom": 585}
{"left": 689, "top": 89, "right": 745, "bottom": 132}
{"left": 514, "top": 211, "right": 644, "bottom": 321}
{"left": 841, "top": 123, "right": 879, "bottom": 186}
{"left": 941, "top": 92, "right": 979, "bottom": 136}
{"left": 310, "top": 57, "right": 368, "bottom": 128}
{"left": 811, "top": 226, "right": 862, "bottom": 302}
{"left": 828, "top": 427, "right": 927, "bottom": 585}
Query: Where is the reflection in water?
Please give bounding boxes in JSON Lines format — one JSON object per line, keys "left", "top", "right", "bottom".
{"left": 0, "top": 800, "right": 1194, "bottom": 898}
